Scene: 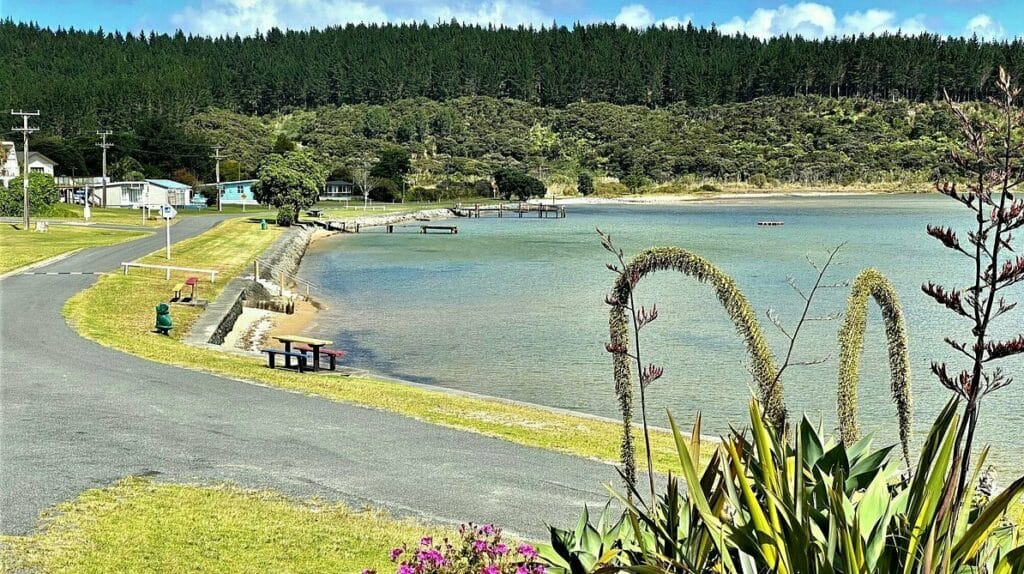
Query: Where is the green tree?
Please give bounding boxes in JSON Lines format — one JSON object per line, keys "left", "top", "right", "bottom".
{"left": 0, "top": 173, "right": 59, "bottom": 216}
{"left": 110, "top": 156, "right": 145, "bottom": 182}
{"left": 370, "top": 147, "right": 411, "bottom": 187}
{"left": 253, "top": 150, "right": 327, "bottom": 220}
{"left": 272, "top": 133, "right": 296, "bottom": 154}
{"left": 493, "top": 168, "right": 545, "bottom": 201}
{"left": 577, "top": 172, "right": 595, "bottom": 196}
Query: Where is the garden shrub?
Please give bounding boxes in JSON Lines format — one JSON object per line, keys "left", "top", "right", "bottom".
{"left": 0, "top": 173, "right": 60, "bottom": 216}
{"left": 365, "top": 523, "right": 545, "bottom": 574}
{"left": 472, "top": 179, "right": 493, "bottom": 197}
{"left": 749, "top": 173, "right": 768, "bottom": 188}
{"left": 275, "top": 206, "right": 293, "bottom": 227}
{"left": 37, "top": 202, "right": 80, "bottom": 218}
{"left": 697, "top": 183, "right": 721, "bottom": 192}
{"left": 594, "top": 181, "right": 628, "bottom": 196}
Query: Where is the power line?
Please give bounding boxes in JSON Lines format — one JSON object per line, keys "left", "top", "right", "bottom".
{"left": 11, "top": 110, "right": 40, "bottom": 231}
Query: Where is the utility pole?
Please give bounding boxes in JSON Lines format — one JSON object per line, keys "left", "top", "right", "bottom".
{"left": 212, "top": 145, "right": 225, "bottom": 211}
{"left": 11, "top": 110, "right": 40, "bottom": 231}
{"left": 96, "top": 129, "right": 112, "bottom": 208}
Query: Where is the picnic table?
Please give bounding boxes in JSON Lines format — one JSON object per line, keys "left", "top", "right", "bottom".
{"left": 272, "top": 334, "right": 333, "bottom": 371}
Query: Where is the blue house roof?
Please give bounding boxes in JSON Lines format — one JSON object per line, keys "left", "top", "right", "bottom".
{"left": 146, "top": 179, "right": 192, "bottom": 189}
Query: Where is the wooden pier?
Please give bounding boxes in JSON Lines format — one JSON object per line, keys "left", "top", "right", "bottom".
{"left": 419, "top": 225, "right": 458, "bottom": 234}
{"left": 453, "top": 202, "right": 566, "bottom": 219}
{"left": 757, "top": 221, "right": 785, "bottom": 227}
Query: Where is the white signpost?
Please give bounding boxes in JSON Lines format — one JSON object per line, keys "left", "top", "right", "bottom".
{"left": 160, "top": 205, "right": 177, "bottom": 260}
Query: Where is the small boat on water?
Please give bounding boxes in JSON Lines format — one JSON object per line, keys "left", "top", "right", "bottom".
{"left": 757, "top": 221, "right": 785, "bottom": 226}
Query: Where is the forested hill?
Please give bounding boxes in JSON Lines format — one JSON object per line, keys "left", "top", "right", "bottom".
{"left": 2, "top": 19, "right": 1022, "bottom": 135}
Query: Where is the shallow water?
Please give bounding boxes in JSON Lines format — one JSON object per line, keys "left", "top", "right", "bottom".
{"left": 300, "top": 195, "right": 1023, "bottom": 473}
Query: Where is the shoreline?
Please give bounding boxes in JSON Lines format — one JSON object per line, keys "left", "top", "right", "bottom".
{"left": 253, "top": 207, "right": 460, "bottom": 346}
{"left": 542, "top": 188, "right": 931, "bottom": 206}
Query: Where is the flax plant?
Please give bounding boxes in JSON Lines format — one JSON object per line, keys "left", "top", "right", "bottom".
{"left": 925, "top": 67, "right": 1024, "bottom": 525}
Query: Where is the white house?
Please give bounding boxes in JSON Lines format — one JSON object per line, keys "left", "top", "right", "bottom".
{"left": 1, "top": 142, "right": 19, "bottom": 187}
{"left": 1, "top": 141, "right": 58, "bottom": 187}
{"left": 89, "top": 179, "right": 194, "bottom": 208}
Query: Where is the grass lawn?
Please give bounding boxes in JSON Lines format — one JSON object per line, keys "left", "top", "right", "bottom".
{"left": 0, "top": 477, "right": 437, "bottom": 573}
{"left": 63, "top": 217, "right": 717, "bottom": 479}
{"left": 0, "top": 224, "right": 147, "bottom": 274}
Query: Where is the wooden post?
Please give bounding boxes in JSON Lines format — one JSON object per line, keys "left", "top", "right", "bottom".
{"left": 279, "top": 271, "right": 285, "bottom": 295}
{"left": 166, "top": 267, "right": 171, "bottom": 280}
{"left": 254, "top": 260, "right": 260, "bottom": 281}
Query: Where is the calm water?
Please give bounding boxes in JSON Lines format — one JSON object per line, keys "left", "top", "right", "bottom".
{"left": 300, "top": 195, "right": 1023, "bottom": 472}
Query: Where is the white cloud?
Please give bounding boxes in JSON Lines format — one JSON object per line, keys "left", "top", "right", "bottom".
{"left": 614, "top": 4, "right": 654, "bottom": 29}
{"left": 964, "top": 14, "right": 1005, "bottom": 39}
{"left": 172, "top": 0, "right": 553, "bottom": 35}
{"left": 719, "top": 2, "right": 929, "bottom": 39}
{"left": 416, "top": 1, "right": 550, "bottom": 27}
{"left": 612, "top": 4, "right": 690, "bottom": 29}
{"left": 173, "top": 0, "right": 388, "bottom": 36}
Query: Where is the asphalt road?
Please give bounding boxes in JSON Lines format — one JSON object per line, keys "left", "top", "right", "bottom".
{"left": 0, "top": 216, "right": 615, "bottom": 538}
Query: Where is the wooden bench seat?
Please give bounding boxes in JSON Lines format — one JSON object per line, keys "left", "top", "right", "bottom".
{"left": 261, "top": 348, "right": 308, "bottom": 372}
{"left": 294, "top": 345, "right": 347, "bottom": 371}
{"left": 171, "top": 282, "right": 185, "bottom": 301}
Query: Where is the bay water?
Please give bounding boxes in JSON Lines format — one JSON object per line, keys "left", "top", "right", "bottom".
{"left": 300, "top": 195, "right": 1023, "bottom": 473}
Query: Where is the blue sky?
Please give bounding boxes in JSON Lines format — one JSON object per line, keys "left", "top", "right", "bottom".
{"left": 1, "top": 0, "right": 1020, "bottom": 39}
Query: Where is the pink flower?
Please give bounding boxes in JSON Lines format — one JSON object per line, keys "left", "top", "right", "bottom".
{"left": 472, "top": 539, "right": 488, "bottom": 553}
{"left": 517, "top": 545, "right": 538, "bottom": 560}
{"left": 516, "top": 567, "right": 530, "bottom": 574}
{"left": 420, "top": 536, "right": 433, "bottom": 547}
{"left": 481, "top": 524, "right": 496, "bottom": 536}
{"left": 532, "top": 566, "right": 546, "bottom": 574}
{"left": 482, "top": 566, "right": 500, "bottom": 574}
{"left": 492, "top": 543, "right": 508, "bottom": 555}
{"left": 397, "top": 565, "right": 415, "bottom": 574}
{"left": 390, "top": 548, "right": 404, "bottom": 561}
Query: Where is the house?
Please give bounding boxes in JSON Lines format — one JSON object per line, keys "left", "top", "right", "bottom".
{"left": 322, "top": 180, "right": 355, "bottom": 201}
{"left": 146, "top": 179, "right": 193, "bottom": 207}
{"left": 87, "top": 179, "right": 193, "bottom": 208}
{"left": 0, "top": 142, "right": 58, "bottom": 187}
{"left": 194, "top": 179, "right": 260, "bottom": 206}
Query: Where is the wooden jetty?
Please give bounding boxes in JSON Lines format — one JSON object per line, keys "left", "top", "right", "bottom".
{"left": 453, "top": 202, "right": 566, "bottom": 219}
{"left": 757, "top": 221, "right": 785, "bottom": 227}
{"left": 419, "top": 225, "right": 458, "bottom": 234}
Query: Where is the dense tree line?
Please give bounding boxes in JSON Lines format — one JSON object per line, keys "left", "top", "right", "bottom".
{"left": 2, "top": 19, "right": 1022, "bottom": 137}
{"left": 18, "top": 95, "right": 961, "bottom": 189}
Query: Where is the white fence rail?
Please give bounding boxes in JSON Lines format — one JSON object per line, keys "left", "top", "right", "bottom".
{"left": 121, "top": 262, "right": 219, "bottom": 282}
{"left": 254, "top": 258, "right": 319, "bottom": 298}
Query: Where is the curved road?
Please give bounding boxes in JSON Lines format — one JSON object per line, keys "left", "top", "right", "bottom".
{"left": 0, "top": 217, "right": 614, "bottom": 537}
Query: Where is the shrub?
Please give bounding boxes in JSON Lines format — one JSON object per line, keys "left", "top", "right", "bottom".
{"left": 697, "top": 183, "right": 720, "bottom": 192}
{"left": 275, "top": 206, "right": 293, "bottom": 227}
{"left": 0, "top": 173, "right": 60, "bottom": 216}
{"left": 749, "top": 173, "right": 768, "bottom": 188}
{"left": 594, "top": 181, "right": 628, "bottom": 196}
{"left": 577, "top": 172, "right": 594, "bottom": 196}
{"left": 493, "top": 169, "right": 545, "bottom": 201}
{"left": 366, "top": 524, "right": 545, "bottom": 574}
{"left": 472, "top": 179, "right": 494, "bottom": 197}
{"left": 37, "top": 202, "right": 80, "bottom": 218}
{"left": 369, "top": 178, "right": 399, "bottom": 202}
{"left": 546, "top": 402, "right": 1024, "bottom": 574}
{"left": 408, "top": 186, "right": 442, "bottom": 202}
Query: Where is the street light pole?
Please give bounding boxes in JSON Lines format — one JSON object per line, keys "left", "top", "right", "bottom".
{"left": 11, "top": 110, "right": 40, "bottom": 231}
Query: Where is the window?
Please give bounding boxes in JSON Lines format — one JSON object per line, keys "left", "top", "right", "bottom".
{"left": 30, "top": 167, "right": 43, "bottom": 173}
{"left": 125, "top": 184, "right": 144, "bottom": 204}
